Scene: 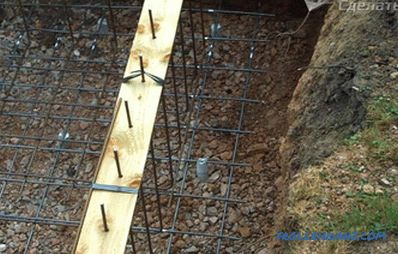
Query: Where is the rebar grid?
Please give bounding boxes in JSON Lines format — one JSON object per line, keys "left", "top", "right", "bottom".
{"left": 0, "top": 0, "right": 276, "bottom": 253}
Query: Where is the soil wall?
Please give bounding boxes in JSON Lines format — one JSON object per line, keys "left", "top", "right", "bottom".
{"left": 275, "top": 1, "right": 398, "bottom": 252}
{"left": 280, "top": 0, "right": 397, "bottom": 175}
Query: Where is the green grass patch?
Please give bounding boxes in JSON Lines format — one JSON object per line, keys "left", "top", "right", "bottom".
{"left": 367, "top": 96, "right": 398, "bottom": 124}
{"left": 319, "top": 193, "right": 398, "bottom": 233}
{"left": 341, "top": 193, "right": 398, "bottom": 232}
{"left": 345, "top": 96, "right": 398, "bottom": 163}
{"left": 344, "top": 163, "right": 365, "bottom": 173}
{"left": 363, "top": 96, "right": 398, "bottom": 163}
{"left": 344, "top": 132, "right": 362, "bottom": 146}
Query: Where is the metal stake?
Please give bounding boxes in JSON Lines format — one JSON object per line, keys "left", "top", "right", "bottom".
{"left": 139, "top": 54, "right": 145, "bottom": 83}
{"left": 113, "top": 148, "right": 123, "bottom": 178}
{"left": 124, "top": 100, "right": 133, "bottom": 128}
{"left": 100, "top": 204, "right": 109, "bottom": 232}
{"left": 148, "top": 9, "right": 156, "bottom": 39}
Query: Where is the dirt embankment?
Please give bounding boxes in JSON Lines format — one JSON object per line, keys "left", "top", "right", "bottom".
{"left": 280, "top": 5, "right": 385, "bottom": 173}
{"left": 276, "top": 1, "right": 398, "bottom": 253}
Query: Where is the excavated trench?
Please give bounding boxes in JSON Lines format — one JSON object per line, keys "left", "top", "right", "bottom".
{"left": 131, "top": 2, "right": 328, "bottom": 251}
{"left": 229, "top": 1, "right": 328, "bottom": 252}
{"left": 166, "top": 0, "right": 329, "bottom": 252}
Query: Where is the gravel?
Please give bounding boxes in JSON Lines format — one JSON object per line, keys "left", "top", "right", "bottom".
{"left": 0, "top": 244, "right": 7, "bottom": 252}
{"left": 0, "top": 1, "right": 322, "bottom": 253}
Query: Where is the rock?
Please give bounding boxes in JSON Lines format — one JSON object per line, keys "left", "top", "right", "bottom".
{"left": 390, "top": 167, "right": 398, "bottom": 175}
{"left": 228, "top": 209, "right": 239, "bottom": 224}
{"left": 5, "top": 229, "right": 13, "bottom": 236}
{"left": 207, "top": 207, "right": 218, "bottom": 216}
{"left": 14, "top": 224, "right": 25, "bottom": 233}
{"left": 253, "top": 162, "right": 263, "bottom": 171}
{"left": 158, "top": 175, "right": 168, "bottom": 185}
{"left": 0, "top": 244, "right": 6, "bottom": 252}
{"left": 10, "top": 137, "right": 19, "bottom": 144}
{"left": 220, "top": 184, "right": 227, "bottom": 196}
{"left": 66, "top": 167, "right": 76, "bottom": 177}
{"left": 174, "top": 239, "right": 185, "bottom": 249}
{"left": 247, "top": 143, "right": 268, "bottom": 155}
{"left": 186, "top": 220, "right": 194, "bottom": 228}
{"left": 209, "top": 216, "right": 218, "bottom": 224}
{"left": 239, "top": 226, "right": 251, "bottom": 237}
{"left": 203, "top": 192, "right": 212, "bottom": 198}
{"left": 267, "top": 201, "right": 274, "bottom": 212}
{"left": 199, "top": 222, "right": 208, "bottom": 231}
{"left": 222, "top": 44, "right": 230, "bottom": 51}
{"left": 390, "top": 71, "right": 398, "bottom": 79}
{"left": 380, "top": 178, "right": 392, "bottom": 186}
{"left": 208, "top": 139, "right": 218, "bottom": 149}
{"left": 20, "top": 155, "right": 30, "bottom": 168}
{"left": 274, "top": 176, "right": 285, "bottom": 188}
{"left": 234, "top": 72, "right": 243, "bottom": 80}
{"left": 85, "top": 162, "right": 93, "bottom": 173}
{"left": 73, "top": 49, "right": 80, "bottom": 57}
{"left": 199, "top": 205, "right": 206, "bottom": 215}
{"left": 258, "top": 248, "right": 270, "bottom": 254}
{"left": 209, "top": 171, "right": 220, "bottom": 183}
{"left": 5, "top": 160, "right": 12, "bottom": 170}
{"left": 264, "top": 186, "right": 274, "bottom": 195}
{"left": 240, "top": 206, "right": 251, "bottom": 216}
{"left": 211, "top": 71, "right": 219, "bottom": 80}
{"left": 225, "top": 247, "right": 234, "bottom": 253}
{"left": 363, "top": 184, "right": 374, "bottom": 194}
{"left": 219, "top": 151, "right": 232, "bottom": 160}
{"left": 79, "top": 121, "right": 89, "bottom": 130}
{"left": 185, "top": 246, "right": 199, "bottom": 253}
{"left": 270, "top": 47, "right": 277, "bottom": 56}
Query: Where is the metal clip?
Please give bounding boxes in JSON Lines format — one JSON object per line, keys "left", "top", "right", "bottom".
{"left": 92, "top": 183, "right": 139, "bottom": 194}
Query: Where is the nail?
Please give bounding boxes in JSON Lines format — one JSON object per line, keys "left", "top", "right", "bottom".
{"left": 139, "top": 54, "right": 145, "bottom": 83}
{"left": 124, "top": 100, "right": 133, "bottom": 128}
{"left": 113, "top": 148, "right": 123, "bottom": 178}
{"left": 100, "top": 204, "right": 109, "bottom": 232}
{"left": 149, "top": 9, "right": 156, "bottom": 39}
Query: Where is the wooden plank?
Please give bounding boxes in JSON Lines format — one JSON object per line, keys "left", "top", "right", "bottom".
{"left": 73, "top": 1, "right": 183, "bottom": 253}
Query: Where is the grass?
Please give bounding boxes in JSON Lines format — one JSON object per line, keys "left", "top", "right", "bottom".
{"left": 287, "top": 95, "right": 398, "bottom": 253}
{"left": 345, "top": 96, "right": 398, "bottom": 164}
{"left": 361, "top": 128, "right": 398, "bottom": 164}
{"left": 313, "top": 193, "right": 398, "bottom": 234}
{"left": 344, "top": 133, "right": 361, "bottom": 146}
{"left": 340, "top": 193, "right": 398, "bottom": 233}
{"left": 344, "top": 163, "right": 365, "bottom": 173}
{"left": 367, "top": 96, "right": 398, "bottom": 124}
